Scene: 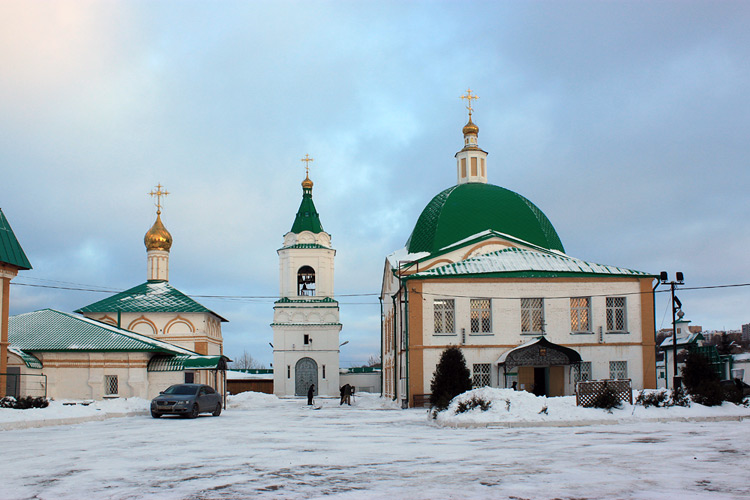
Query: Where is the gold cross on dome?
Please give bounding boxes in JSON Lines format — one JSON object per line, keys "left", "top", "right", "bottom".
{"left": 301, "top": 154, "right": 314, "bottom": 176}
{"left": 461, "top": 88, "right": 479, "bottom": 117}
{"left": 149, "top": 183, "right": 169, "bottom": 213}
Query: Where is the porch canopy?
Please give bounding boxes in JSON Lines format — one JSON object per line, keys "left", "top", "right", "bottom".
{"left": 496, "top": 336, "right": 581, "bottom": 371}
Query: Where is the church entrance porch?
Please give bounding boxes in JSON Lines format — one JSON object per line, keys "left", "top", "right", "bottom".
{"left": 295, "top": 357, "right": 318, "bottom": 396}
{"left": 498, "top": 337, "right": 581, "bottom": 397}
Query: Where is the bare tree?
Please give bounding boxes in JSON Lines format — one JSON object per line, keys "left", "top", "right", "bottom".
{"left": 365, "top": 355, "right": 381, "bottom": 368}
{"left": 229, "top": 350, "right": 265, "bottom": 370}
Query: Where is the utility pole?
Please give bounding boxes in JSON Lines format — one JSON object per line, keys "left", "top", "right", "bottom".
{"left": 660, "top": 271, "right": 684, "bottom": 392}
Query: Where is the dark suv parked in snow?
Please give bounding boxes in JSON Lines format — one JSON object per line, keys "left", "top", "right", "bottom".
{"left": 151, "top": 384, "right": 222, "bottom": 418}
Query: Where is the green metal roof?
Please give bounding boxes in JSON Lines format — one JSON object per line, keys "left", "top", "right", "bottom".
{"left": 406, "top": 183, "right": 564, "bottom": 254}
{"left": 75, "top": 281, "right": 227, "bottom": 321}
{"left": 9, "top": 309, "right": 192, "bottom": 353}
{"left": 290, "top": 185, "right": 324, "bottom": 234}
{"left": 0, "top": 208, "right": 32, "bottom": 270}
{"left": 8, "top": 346, "right": 42, "bottom": 369}
{"left": 147, "top": 354, "right": 228, "bottom": 372}
{"left": 408, "top": 247, "right": 652, "bottom": 280}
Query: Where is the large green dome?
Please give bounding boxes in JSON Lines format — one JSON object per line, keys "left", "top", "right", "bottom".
{"left": 406, "top": 183, "right": 565, "bottom": 254}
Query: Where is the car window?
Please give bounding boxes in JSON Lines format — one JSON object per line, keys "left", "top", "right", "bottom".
{"left": 199, "top": 388, "right": 206, "bottom": 396}
{"left": 204, "top": 386, "right": 216, "bottom": 394}
{"left": 164, "top": 385, "right": 199, "bottom": 395}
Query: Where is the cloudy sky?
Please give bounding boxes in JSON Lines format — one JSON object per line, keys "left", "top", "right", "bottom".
{"left": 2, "top": 1, "right": 749, "bottom": 366}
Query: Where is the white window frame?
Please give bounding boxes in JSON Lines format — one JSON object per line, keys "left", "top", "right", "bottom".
{"left": 521, "top": 298, "right": 544, "bottom": 334}
{"left": 610, "top": 361, "right": 628, "bottom": 380}
{"left": 575, "top": 361, "right": 592, "bottom": 383}
{"left": 570, "top": 297, "right": 591, "bottom": 333}
{"left": 470, "top": 298, "right": 492, "bottom": 334}
{"left": 434, "top": 299, "right": 455, "bottom": 334}
{"left": 472, "top": 363, "right": 491, "bottom": 388}
{"left": 606, "top": 297, "right": 628, "bottom": 333}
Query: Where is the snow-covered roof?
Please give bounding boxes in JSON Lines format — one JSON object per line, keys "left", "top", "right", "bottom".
{"left": 410, "top": 247, "right": 651, "bottom": 279}
{"left": 659, "top": 332, "right": 704, "bottom": 349}
{"left": 226, "top": 370, "right": 273, "bottom": 380}
{"left": 386, "top": 246, "right": 430, "bottom": 268}
{"left": 733, "top": 353, "right": 750, "bottom": 362}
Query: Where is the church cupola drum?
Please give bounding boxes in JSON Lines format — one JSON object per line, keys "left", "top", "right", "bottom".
{"left": 272, "top": 156, "right": 342, "bottom": 398}
{"left": 144, "top": 184, "right": 172, "bottom": 282}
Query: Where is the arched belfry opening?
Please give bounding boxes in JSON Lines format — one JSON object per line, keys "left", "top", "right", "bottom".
{"left": 297, "top": 266, "right": 316, "bottom": 296}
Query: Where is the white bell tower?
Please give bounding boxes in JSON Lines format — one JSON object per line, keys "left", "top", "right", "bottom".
{"left": 272, "top": 156, "right": 341, "bottom": 398}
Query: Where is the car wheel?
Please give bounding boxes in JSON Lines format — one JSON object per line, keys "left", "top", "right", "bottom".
{"left": 188, "top": 403, "right": 200, "bottom": 419}
{"left": 212, "top": 403, "right": 222, "bottom": 417}
{"left": 151, "top": 411, "right": 162, "bottom": 418}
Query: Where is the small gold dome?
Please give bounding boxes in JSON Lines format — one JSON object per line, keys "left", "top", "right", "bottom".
{"left": 463, "top": 118, "right": 479, "bottom": 135}
{"left": 144, "top": 212, "right": 173, "bottom": 251}
{"left": 302, "top": 175, "right": 314, "bottom": 189}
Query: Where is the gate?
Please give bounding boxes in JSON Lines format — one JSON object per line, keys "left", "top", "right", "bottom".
{"left": 295, "top": 357, "right": 318, "bottom": 396}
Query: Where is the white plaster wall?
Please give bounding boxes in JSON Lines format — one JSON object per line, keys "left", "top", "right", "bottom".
{"left": 82, "top": 311, "right": 223, "bottom": 356}
{"left": 339, "top": 372, "right": 381, "bottom": 394}
{"left": 410, "top": 279, "right": 649, "bottom": 397}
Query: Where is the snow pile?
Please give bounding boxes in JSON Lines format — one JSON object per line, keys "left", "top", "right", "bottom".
{"left": 434, "top": 387, "right": 750, "bottom": 427}
{"left": 0, "top": 397, "right": 149, "bottom": 429}
{"left": 227, "top": 390, "right": 401, "bottom": 410}
{"left": 227, "top": 390, "right": 279, "bottom": 409}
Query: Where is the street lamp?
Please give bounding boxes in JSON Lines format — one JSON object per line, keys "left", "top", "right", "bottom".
{"left": 339, "top": 341, "right": 349, "bottom": 347}
{"left": 660, "top": 271, "right": 684, "bottom": 392}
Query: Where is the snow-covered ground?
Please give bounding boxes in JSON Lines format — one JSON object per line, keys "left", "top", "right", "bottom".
{"left": 2, "top": 392, "right": 750, "bottom": 499}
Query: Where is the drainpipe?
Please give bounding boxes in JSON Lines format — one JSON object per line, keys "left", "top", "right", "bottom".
{"left": 379, "top": 296, "right": 384, "bottom": 398}
{"left": 403, "top": 278, "right": 410, "bottom": 407}
{"left": 117, "top": 309, "right": 121, "bottom": 329}
{"left": 652, "top": 278, "right": 659, "bottom": 387}
{"left": 391, "top": 292, "right": 399, "bottom": 401}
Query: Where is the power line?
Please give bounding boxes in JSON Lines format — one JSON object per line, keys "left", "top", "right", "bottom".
{"left": 10, "top": 279, "right": 750, "bottom": 304}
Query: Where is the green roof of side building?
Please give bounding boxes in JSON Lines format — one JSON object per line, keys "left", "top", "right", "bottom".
{"left": 406, "top": 183, "right": 565, "bottom": 255}
{"left": 9, "top": 309, "right": 193, "bottom": 353}
{"left": 290, "top": 185, "right": 323, "bottom": 234}
{"left": 75, "top": 281, "right": 227, "bottom": 322}
{"left": 0, "top": 208, "right": 32, "bottom": 270}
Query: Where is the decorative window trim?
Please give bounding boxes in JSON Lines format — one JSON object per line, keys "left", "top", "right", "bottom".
{"left": 609, "top": 361, "right": 628, "bottom": 380}
{"left": 570, "top": 297, "right": 591, "bottom": 333}
{"left": 470, "top": 298, "right": 492, "bottom": 334}
{"left": 606, "top": 297, "right": 628, "bottom": 333}
{"left": 521, "top": 298, "right": 544, "bottom": 334}
{"left": 433, "top": 299, "right": 455, "bottom": 334}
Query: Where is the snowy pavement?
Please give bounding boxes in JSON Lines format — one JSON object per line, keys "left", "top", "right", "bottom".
{"left": 2, "top": 393, "right": 750, "bottom": 499}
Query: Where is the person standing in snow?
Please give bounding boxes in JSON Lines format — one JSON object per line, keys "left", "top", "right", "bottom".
{"left": 339, "top": 384, "right": 348, "bottom": 405}
{"left": 307, "top": 384, "right": 315, "bottom": 405}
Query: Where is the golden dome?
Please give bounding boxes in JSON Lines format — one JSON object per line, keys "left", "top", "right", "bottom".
{"left": 463, "top": 117, "right": 479, "bottom": 135}
{"left": 144, "top": 212, "right": 173, "bottom": 251}
{"left": 302, "top": 175, "right": 314, "bottom": 189}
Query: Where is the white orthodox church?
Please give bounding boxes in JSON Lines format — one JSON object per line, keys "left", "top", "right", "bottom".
{"left": 381, "top": 92, "right": 657, "bottom": 407}
{"left": 272, "top": 165, "right": 342, "bottom": 397}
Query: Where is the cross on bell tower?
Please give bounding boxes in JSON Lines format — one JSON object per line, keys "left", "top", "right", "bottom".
{"left": 456, "top": 88, "right": 488, "bottom": 185}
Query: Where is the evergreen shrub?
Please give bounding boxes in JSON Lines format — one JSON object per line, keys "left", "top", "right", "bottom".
{"left": 0, "top": 396, "right": 49, "bottom": 409}
{"left": 455, "top": 395, "right": 491, "bottom": 414}
{"left": 635, "top": 389, "right": 669, "bottom": 408}
{"left": 429, "top": 346, "right": 472, "bottom": 412}
{"left": 592, "top": 385, "right": 621, "bottom": 411}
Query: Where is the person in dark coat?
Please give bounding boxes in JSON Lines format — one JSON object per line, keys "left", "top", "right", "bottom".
{"left": 339, "top": 384, "right": 348, "bottom": 405}
{"left": 307, "top": 384, "right": 315, "bottom": 405}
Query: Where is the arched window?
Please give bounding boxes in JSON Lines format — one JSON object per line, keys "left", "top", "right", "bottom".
{"left": 297, "top": 266, "right": 316, "bottom": 296}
